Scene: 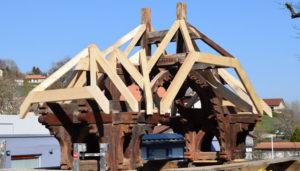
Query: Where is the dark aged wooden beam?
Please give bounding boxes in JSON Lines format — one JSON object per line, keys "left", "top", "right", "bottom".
{"left": 136, "top": 27, "right": 201, "bottom": 45}
{"left": 186, "top": 22, "right": 235, "bottom": 58}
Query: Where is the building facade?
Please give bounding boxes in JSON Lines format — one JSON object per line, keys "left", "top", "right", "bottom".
{"left": 254, "top": 142, "right": 300, "bottom": 159}
{"left": 0, "top": 115, "right": 60, "bottom": 169}
{"left": 263, "top": 98, "right": 285, "bottom": 113}
{"left": 25, "top": 75, "right": 46, "bottom": 84}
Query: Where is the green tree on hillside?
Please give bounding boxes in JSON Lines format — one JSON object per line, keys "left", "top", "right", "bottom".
{"left": 31, "top": 66, "right": 42, "bottom": 75}
{"left": 291, "top": 127, "right": 300, "bottom": 142}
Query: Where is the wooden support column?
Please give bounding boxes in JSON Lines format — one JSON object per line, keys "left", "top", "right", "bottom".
{"left": 176, "top": 3, "right": 187, "bottom": 53}
{"left": 141, "top": 8, "right": 151, "bottom": 56}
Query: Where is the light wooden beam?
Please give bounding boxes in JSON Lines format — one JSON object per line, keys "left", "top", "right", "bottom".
{"left": 197, "top": 52, "right": 238, "bottom": 68}
{"left": 179, "top": 20, "right": 195, "bottom": 52}
{"left": 35, "top": 48, "right": 88, "bottom": 91}
{"left": 92, "top": 44, "right": 139, "bottom": 112}
{"left": 20, "top": 48, "right": 89, "bottom": 118}
{"left": 140, "top": 49, "right": 153, "bottom": 115}
{"left": 147, "top": 21, "right": 180, "bottom": 71}
{"left": 115, "top": 49, "right": 144, "bottom": 88}
{"left": 218, "top": 68, "right": 271, "bottom": 116}
{"left": 89, "top": 46, "right": 97, "bottom": 86}
{"left": 86, "top": 86, "right": 110, "bottom": 114}
{"left": 199, "top": 70, "right": 253, "bottom": 112}
{"left": 160, "top": 52, "right": 197, "bottom": 114}
{"left": 102, "top": 25, "right": 144, "bottom": 57}
{"left": 194, "top": 51, "right": 263, "bottom": 115}
{"left": 30, "top": 87, "right": 94, "bottom": 103}
{"left": 234, "top": 63, "right": 263, "bottom": 115}
{"left": 124, "top": 25, "right": 146, "bottom": 56}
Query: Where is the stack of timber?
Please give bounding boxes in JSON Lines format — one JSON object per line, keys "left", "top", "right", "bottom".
{"left": 19, "top": 3, "right": 272, "bottom": 171}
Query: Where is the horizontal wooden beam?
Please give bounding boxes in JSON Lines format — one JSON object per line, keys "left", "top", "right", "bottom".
{"left": 196, "top": 52, "right": 238, "bottom": 68}
{"left": 139, "top": 26, "right": 200, "bottom": 45}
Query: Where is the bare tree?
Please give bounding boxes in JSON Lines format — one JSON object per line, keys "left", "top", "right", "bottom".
{"left": 0, "top": 78, "right": 18, "bottom": 114}
{"left": 47, "top": 57, "right": 72, "bottom": 89}
{"left": 273, "top": 101, "right": 300, "bottom": 140}
{"left": 286, "top": 2, "right": 300, "bottom": 19}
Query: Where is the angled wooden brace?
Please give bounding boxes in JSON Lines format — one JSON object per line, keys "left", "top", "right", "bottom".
{"left": 218, "top": 69, "right": 271, "bottom": 116}
{"left": 147, "top": 20, "right": 180, "bottom": 71}
{"left": 102, "top": 25, "right": 145, "bottom": 57}
{"left": 196, "top": 52, "right": 263, "bottom": 115}
{"left": 20, "top": 48, "right": 89, "bottom": 118}
{"left": 198, "top": 70, "right": 253, "bottom": 112}
{"left": 115, "top": 49, "right": 144, "bottom": 88}
{"left": 124, "top": 24, "right": 146, "bottom": 56}
{"left": 140, "top": 49, "right": 153, "bottom": 115}
{"left": 91, "top": 44, "right": 139, "bottom": 112}
{"left": 160, "top": 52, "right": 197, "bottom": 114}
{"left": 178, "top": 20, "right": 195, "bottom": 52}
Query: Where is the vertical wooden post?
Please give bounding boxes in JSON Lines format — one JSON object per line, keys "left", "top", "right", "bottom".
{"left": 141, "top": 8, "right": 151, "bottom": 56}
{"left": 176, "top": 2, "right": 187, "bottom": 21}
{"left": 176, "top": 2, "right": 187, "bottom": 53}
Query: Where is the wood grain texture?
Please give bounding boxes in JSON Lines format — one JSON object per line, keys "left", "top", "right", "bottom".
{"left": 147, "top": 21, "right": 180, "bottom": 71}
{"left": 124, "top": 24, "right": 146, "bottom": 56}
{"left": 92, "top": 45, "right": 139, "bottom": 112}
{"left": 116, "top": 49, "right": 144, "bottom": 88}
{"left": 179, "top": 20, "right": 195, "bottom": 52}
{"left": 160, "top": 52, "right": 197, "bottom": 114}
{"left": 102, "top": 25, "right": 143, "bottom": 57}
{"left": 218, "top": 68, "right": 271, "bottom": 116}
{"left": 35, "top": 48, "right": 88, "bottom": 91}
{"left": 140, "top": 49, "right": 153, "bottom": 115}
{"left": 197, "top": 52, "right": 238, "bottom": 67}
{"left": 234, "top": 62, "right": 263, "bottom": 115}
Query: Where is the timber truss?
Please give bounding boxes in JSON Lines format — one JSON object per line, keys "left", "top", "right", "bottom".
{"left": 20, "top": 3, "right": 271, "bottom": 170}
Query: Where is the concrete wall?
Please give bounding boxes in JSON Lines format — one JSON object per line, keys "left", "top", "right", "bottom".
{"left": 260, "top": 150, "right": 300, "bottom": 160}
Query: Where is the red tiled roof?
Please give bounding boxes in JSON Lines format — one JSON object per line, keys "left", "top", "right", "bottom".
{"left": 263, "top": 98, "right": 284, "bottom": 106}
{"left": 255, "top": 142, "right": 300, "bottom": 150}
{"left": 25, "top": 75, "right": 46, "bottom": 79}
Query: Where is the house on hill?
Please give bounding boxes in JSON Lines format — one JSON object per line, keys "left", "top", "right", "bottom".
{"left": 254, "top": 142, "right": 300, "bottom": 159}
{"left": 25, "top": 75, "right": 46, "bottom": 84}
{"left": 263, "top": 98, "right": 285, "bottom": 113}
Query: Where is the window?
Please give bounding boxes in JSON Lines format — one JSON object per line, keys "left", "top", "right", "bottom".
{"left": 11, "top": 155, "right": 40, "bottom": 169}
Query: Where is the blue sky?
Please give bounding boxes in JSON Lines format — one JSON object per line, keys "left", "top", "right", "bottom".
{"left": 0, "top": 0, "right": 299, "bottom": 102}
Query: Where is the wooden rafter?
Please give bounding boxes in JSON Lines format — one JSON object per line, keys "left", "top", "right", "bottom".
{"left": 91, "top": 45, "right": 139, "bottom": 112}
{"left": 140, "top": 49, "right": 153, "bottom": 115}
{"left": 160, "top": 52, "right": 197, "bottom": 114}
{"left": 102, "top": 24, "right": 145, "bottom": 57}
{"left": 218, "top": 68, "right": 272, "bottom": 117}
{"left": 147, "top": 20, "right": 180, "bottom": 71}
{"left": 115, "top": 49, "right": 144, "bottom": 88}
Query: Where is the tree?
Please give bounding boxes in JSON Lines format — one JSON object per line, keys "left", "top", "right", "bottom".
{"left": 286, "top": 2, "right": 300, "bottom": 19}
{"left": 0, "top": 78, "right": 18, "bottom": 114}
{"left": 273, "top": 101, "right": 300, "bottom": 140}
{"left": 47, "top": 57, "right": 72, "bottom": 89}
{"left": 31, "top": 66, "right": 42, "bottom": 75}
{"left": 291, "top": 127, "right": 300, "bottom": 142}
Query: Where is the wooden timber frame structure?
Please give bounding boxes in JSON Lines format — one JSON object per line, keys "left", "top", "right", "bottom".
{"left": 20, "top": 3, "right": 272, "bottom": 171}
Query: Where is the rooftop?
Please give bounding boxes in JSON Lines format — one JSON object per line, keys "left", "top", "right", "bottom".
{"left": 25, "top": 75, "right": 46, "bottom": 79}
{"left": 263, "top": 98, "right": 284, "bottom": 106}
{"left": 255, "top": 142, "right": 300, "bottom": 150}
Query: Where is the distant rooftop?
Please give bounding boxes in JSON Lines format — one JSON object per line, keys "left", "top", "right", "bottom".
{"left": 255, "top": 142, "right": 300, "bottom": 150}
{"left": 263, "top": 98, "right": 284, "bottom": 106}
{"left": 25, "top": 74, "right": 46, "bottom": 79}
